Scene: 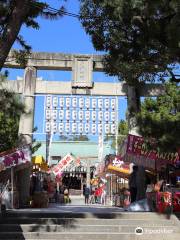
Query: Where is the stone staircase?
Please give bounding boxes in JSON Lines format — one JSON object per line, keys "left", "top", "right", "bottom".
{"left": 0, "top": 211, "right": 180, "bottom": 240}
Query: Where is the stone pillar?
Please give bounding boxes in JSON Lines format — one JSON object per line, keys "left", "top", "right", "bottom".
{"left": 18, "top": 66, "right": 36, "bottom": 207}
{"left": 127, "top": 85, "right": 140, "bottom": 135}
{"left": 18, "top": 67, "right": 37, "bottom": 144}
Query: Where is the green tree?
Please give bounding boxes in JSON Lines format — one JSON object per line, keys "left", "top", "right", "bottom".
{"left": 80, "top": 0, "right": 179, "bottom": 84}
{"left": 80, "top": 0, "right": 180, "bottom": 149}
{"left": 58, "top": 134, "right": 89, "bottom": 141}
{"left": 71, "top": 135, "right": 89, "bottom": 141}
{"left": 0, "top": 76, "right": 41, "bottom": 152}
{"left": 0, "top": 0, "right": 66, "bottom": 70}
{"left": 137, "top": 82, "right": 180, "bottom": 152}
{"left": 0, "top": 86, "right": 25, "bottom": 152}
{"left": 80, "top": 0, "right": 180, "bottom": 119}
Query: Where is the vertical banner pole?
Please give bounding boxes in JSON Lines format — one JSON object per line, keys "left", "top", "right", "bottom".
{"left": 115, "top": 96, "right": 119, "bottom": 155}
{"left": 111, "top": 174, "right": 113, "bottom": 206}
{"left": 11, "top": 167, "right": 14, "bottom": 209}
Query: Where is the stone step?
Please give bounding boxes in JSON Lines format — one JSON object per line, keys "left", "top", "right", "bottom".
{"left": 0, "top": 224, "right": 179, "bottom": 233}
{"left": 0, "top": 232, "right": 180, "bottom": 240}
{"left": 0, "top": 217, "right": 177, "bottom": 226}
{"left": 4, "top": 211, "right": 176, "bottom": 220}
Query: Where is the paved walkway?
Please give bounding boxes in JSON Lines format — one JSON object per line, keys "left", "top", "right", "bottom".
{"left": 8, "top": 196, "right": 124, "bottom": 214}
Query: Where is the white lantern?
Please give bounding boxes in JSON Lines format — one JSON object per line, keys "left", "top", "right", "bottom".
{"left": 79, "top": 110, "right": 84, "bottom": 121}
{"left": 78, "top": 123, "right": 83, "bottom": 133}
{"left": 59, "top": 97, "right": 64, "bottom": 107}
{"left": 46, "top": 110, "right": 51, "bottom": 120}
{"left": 92, "top": 111, "right": 96, "bottom": 121}
{"left": 66, "top": 97, "right": 71, "bottom": 108}
{"left": 72, "top": 97, "right": 77, "bottom": 107}
{"left": 105, "top": 124, "right": 110, "bottom": 134}
{"left": 85, "top": 111, "right": 90, "bottom": 120}
{"left": 59, "top": 110, "right": 64, "bottom": 120}
{"left": 52, "top": 110, "right": 57, "bottom": 120}
{"left": 72, "top": 110, "right": 77, "bottom": 120}
{"left": 65, "top": 123, "right": 70, "bottom": 133}
{"left": 98, "top": 124, "right": 103, "bottom": 134}
{"left": 52, "top": 122, "right": 58, "bottom": 132}
{"left": 72, "top": 123, "right": 77, "bottom": 133}
{"left": 91, "top": 124, "right": 96, "bottom": 134}
{"left": 85, "top": 98, "right": 90, "bottom": 108}
{"left": 98, "top": 98, "right": 103, "bottom": 109}
{"left": 111, "top": 124, "right": 116, "bottom": 134}
{"left": 85, "top": 123, "right": 90, "bottom": 133}
{"left": 46, "top": 96, "right": 52, "bottom": 108}
{"left": 98, "top": 111, "right": 103, "bottom": 121}
{"left": 92, "top": 98, "right": 97, "bottom": 109}
{"left": 59, "top": 123, "right": 64, "bottom": 133}
{"left": 65, "top": 110, "right": 71, "bottom": 120}
{"left": 79, "top": 97, "right": 84, "bottom": 108}
{"left": 104, "top": 111, "right": 110, "bottom": 121}
{"left": 111, "top": 98, "right": 116, "bottom": 109}
{"left": 45, "top": 122, "right": 51, "bottom": 132}
{"left": 104, "top": 98, "right": 110, "bottom": 109}
{"left": 53, "top": 96, "right": 58, "bottom": 107}
{"left": 111, "top": 111, "right": 116, "bottom": 121}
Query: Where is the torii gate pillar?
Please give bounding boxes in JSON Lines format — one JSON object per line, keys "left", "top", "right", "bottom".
{"left": 18, "top": 66, "right": 36, "bottom": 207}
{"left": 18, "top": 66, "right": 37, "bottom": 145}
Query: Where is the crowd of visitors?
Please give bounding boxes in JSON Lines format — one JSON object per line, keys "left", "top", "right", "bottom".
{"left": 83, "top": 184, "right": 107, "bottom": 205}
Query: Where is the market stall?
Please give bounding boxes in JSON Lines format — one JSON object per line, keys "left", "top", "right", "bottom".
{"left": 123, "top": 134, "right": 180, "bottom": 212}
{"left": 0, "top": 145, "right": 31, "bottom": 209}
{"left": 30, "top": 155, "right": 49, "bottom": 207}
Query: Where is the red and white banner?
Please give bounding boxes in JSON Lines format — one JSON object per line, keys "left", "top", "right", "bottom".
{"left": 51, "top": 153, "right": 75, "bottom": 176}
{"left": 0, "top": 146, "right": 31, "bottom": 172}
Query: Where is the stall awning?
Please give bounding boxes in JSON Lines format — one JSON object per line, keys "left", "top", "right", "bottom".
{"left": 32, "top": 155, "right": 44, "bottom": 165}
{"left": 32, "top": 155, "right": 49, "bottom": 171}
{"left": 107, "top": 164, "right": 130, "bottom": 175}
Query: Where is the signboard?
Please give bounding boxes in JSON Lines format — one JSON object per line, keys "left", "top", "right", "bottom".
{"left": 44, "top": 95, "right": 118, "bottom": 135}
{"left": 105, "top": 155, "right": 130, "bottom": 175}
{"left": 51, "top": 153, "right": 75, "bottom": 176}
{"left": 125, "top": 134, "right": 180, "bottom": 170}
{"left": 0, "top": 146, "right": 31, "bottom": 172}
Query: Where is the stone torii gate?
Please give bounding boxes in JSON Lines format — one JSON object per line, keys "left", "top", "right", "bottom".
{"left": 3, "top": 51, "right": 163, "bottom": 205}
{"left": 4, "top": 51, "right": 163, "bottom": 144}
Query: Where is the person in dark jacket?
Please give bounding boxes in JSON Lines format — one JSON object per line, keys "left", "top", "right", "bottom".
{"left": 84, "top": 186, "right": 90, "bottom": 204}
{"left": 129, "top": 165, "right": 138, "bottom": 203}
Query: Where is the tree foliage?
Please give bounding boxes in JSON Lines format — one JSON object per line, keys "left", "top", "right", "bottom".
{"left": 80, "top": 0, "right": 180, "bottom": 85}
{"left": 0, "top": 76, "right": 41, "bottom": 153}
{"left": 137, "top": 82, "right": 180, "bottom": 152}
{"left": 59, "top": 135, "right": 89, "bottom": 141}
{"left": 0, "top": 85, "right": 25, "bottom": 152}
{"left": 0, "top": 0, "right": 66, "bottom": 70}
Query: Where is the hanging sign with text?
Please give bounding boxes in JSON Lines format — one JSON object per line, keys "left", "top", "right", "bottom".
{"left": 126, "top": 134, "right": 180, "bottom": 170}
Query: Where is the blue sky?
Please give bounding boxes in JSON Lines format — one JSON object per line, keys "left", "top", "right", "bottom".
{"left": 4, "top": 0, "right": 127, "bottom": 141}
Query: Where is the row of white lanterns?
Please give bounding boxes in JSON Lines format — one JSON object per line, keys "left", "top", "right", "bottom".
{"left": 45, "top": 109, "right": 116, "bottom": 121}
{"left": 46, "top": 96, "right": 117, "bottom": 109}
{"left": 45, "top": 122, "right": 116, "bottom": 134}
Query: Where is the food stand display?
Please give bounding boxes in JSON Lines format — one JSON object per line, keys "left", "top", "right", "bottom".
{"left": 31, "top": 156, "right": 49, "bottom": 208}
{"left": 101, "top": 155, "right": 131, "bottom": 207}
